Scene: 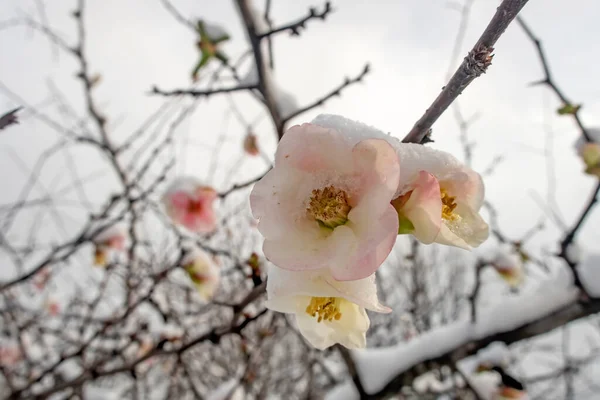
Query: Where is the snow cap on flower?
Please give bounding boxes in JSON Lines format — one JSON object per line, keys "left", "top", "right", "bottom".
{"left": 182, "top": 247, "right": 220, "bottom": 301}
{"left": 93, "top": 223, "right": 127, "bottom": 267}
{"left": 391, "top": 144, "right": 489, "bottom": 249}
{"left": 250, "top": 118, "right": 400, "bottom": 281}
{"left": 490, "top": 245, "right": 524, "bottom": 288}
{"left": 266, "top": 265, "right": 390, "bottom": 349}
{"left": 163, "top": 177, "right": 218, "bottom": 234}
{"left": 311, "top": 114, "right": 489, "bottom": 250}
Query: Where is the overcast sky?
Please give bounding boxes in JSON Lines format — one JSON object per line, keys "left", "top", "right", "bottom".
{"left": 1, "top": 0, "right": 599, "bottom": 261}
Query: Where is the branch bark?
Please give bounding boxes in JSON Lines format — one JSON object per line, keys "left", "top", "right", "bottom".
{"left": 402, "top": 0, "right": 530, "bottom": 144}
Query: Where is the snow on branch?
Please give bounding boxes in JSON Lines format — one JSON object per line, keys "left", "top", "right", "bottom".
{"left": 328, "top": 273, "right": 600, "bottom": 399}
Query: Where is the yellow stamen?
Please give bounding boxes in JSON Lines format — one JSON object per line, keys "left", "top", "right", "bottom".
{"left": 94, "top": 248, "right": 107, "bottom": 266}
{"left": 305, "top": 297, "right": 343, "bottom": 322}
{"left": 441, "top": 189, "right": 458, "bottom": 221}
{"left": 307, "top": 186, "right": 351, "bottom": 229}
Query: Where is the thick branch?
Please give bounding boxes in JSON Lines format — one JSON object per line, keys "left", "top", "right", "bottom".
{"left": 367, "top": 297, "right": 600, "bottom": 398}
{"left": 336, "top": 345, "right": 369, "bottom": 398}
{"left": 402, "top": 0, "right": 529, "bottom": 144}
{"left": 236, "top": 0, "right": 286, "bottom": 138}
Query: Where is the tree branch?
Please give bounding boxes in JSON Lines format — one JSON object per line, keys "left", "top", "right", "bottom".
{"left": 516, "top": 17, "right": 591, "bottom": 142}
{"left": 0, "top": 107, "right": 22, "bottom": 131}
{"left": 367, "top": 297, "right": 600, "bottom": 398}
{"left": 283, "top": 63, "right": 370, "bottom": 123}
{"left": 236, "top": 0, "right": 286, "bottom": 138}
{"left": 150, "top": 84, "right": 258, "bottom": 98}
{"left": 402, "top": 0, "right": 530, "bottom": 144}
{"left": 258, "top": 1, "right": 332, "bottom": 38}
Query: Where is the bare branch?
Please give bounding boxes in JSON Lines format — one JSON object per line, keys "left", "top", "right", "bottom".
{"left": 402, "top": 0, "right": 530, "bottom": 144}
{"left": 258, "top": 2, "right": 332, "bottom": 38}
{"left": 516, "top": 17, "right": 591, "bottom": 142}
{"left": 283, "top": 63, "right": 370, "bottom": 123}
{"left": 0, "top": 107, "right": 22, "bottom": 131}
{"left": 150, "top": 84, "right": 258, "bottom": 98}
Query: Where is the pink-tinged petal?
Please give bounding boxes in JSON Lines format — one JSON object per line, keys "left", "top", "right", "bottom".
{"left": 335, "top": 205, "right": 399, "bottom": 281}
{"left": 194, "top": 210, "right": 217, "bottom": 234}
{"left": 108, "top": 235, "right": 126, "bottom": 250}
{"left": 169, "top": 191, "right": 191, "bottom": 209}
{"left": 250, "top": 167, "right": 310, "bottom": 239}
{"left": 263, "top": 222, "right": 355, "bottom": 272}
{"left": 196, "top": 186, "right": 217, "bottom": 202}
{"left": 275, "top": 123, "right": 353, "bottom": 174}
{"left": 351, "top": 138, "right": 400, "bottom": 202}
{"left": 400, "top": 171, "right": 443, "bottom": 244}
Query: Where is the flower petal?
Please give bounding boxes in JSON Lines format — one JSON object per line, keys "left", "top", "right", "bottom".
{"left": 394, "top": 171, "right": 442, "bottom": 244}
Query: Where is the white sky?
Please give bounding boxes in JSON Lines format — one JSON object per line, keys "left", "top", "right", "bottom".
{"left": 1, "top": 0, "right": 599, "bottom": 259}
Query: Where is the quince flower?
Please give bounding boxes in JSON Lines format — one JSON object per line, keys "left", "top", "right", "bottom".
{"left": 250, "top": 122, "right": 400, "bottom": 281}
{"left": 266, "top": 265, "right": 390, "bottom": 349}
{"left": 163, "top": 177, "right": 218, "bottom": 234}
{"left": 490, "top": 246, "right": 524, "bottom": 288}
{"left": 0, "top": 346, "right": 22, "bottom": 366}
{"left": 182, "top": 247, "right": 220, "bottom": 301}
{"left": 93, "top": 224, "right": 127, "bottom": 267}
{"left": 391, "top": 144, "right": 489, "bottom": 249}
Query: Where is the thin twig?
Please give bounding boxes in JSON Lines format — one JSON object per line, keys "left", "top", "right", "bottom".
{"left": 150, "top": 84, "right": 258, "bottom": 97}
{"left": 0, "top": 107, "right": 22, "bottom": 130}
{"left": 258, "top": 1, "right": 332, "bottom": 38}
{"left": 402, "top": 0, "right": 530, "bottom": 144}
{"left": 283, "top": 63, "right": 370, "bottom": 123}
{"left": 516, "top": 17, "right": 591, "bottom": 142}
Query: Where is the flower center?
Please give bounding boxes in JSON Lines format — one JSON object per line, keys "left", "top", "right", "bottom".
{"left": 305, "top": 297, "right": 342, "bottom": 323}
{"left": 307, "top": 186, "right": 351, "bottom": 229}
{"left": 441, "top": 189, "right": 458, "bottom": 221}
{"left": 188, "top": 199, "right": 203, "bottom": 214}
{"left": 185, "top": 264, "right": 208, "bottom": 285}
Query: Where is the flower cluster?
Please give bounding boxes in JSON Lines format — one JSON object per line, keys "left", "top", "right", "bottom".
{"left": 250, "top": 114, "right": 489, "bottom": 349}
